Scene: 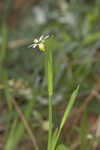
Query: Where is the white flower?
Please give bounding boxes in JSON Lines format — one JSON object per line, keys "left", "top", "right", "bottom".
{"left": 28, "top": 34, "right": 50, "bottom": 51}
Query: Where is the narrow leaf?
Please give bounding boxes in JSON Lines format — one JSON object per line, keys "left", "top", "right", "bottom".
{"left": 51, "top": 128, "right": 59, "bottom": 149}
{"left": 60, "top": 85, "right": 79, "bottom": 130}
{"left": 52, "top": 86, "right": 79, "bottom": 150}
{"left": 56, "top": 144, "right": 70, "bottom": 150}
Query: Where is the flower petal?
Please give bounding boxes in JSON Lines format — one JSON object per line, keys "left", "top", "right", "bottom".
{"left": 34, "top": 39, "right": 38, "bottom": 43}
{"left": 32, "top": 44, "right": 37, "bottom": 48}
{"left": 39, "top": 35, "right": 44, "bottom": 41}
{"left": 28, "top": 43, "right": 37, "bottom": 48}
{"left": 44, "top": 35, "right": 49, "bottom": 40}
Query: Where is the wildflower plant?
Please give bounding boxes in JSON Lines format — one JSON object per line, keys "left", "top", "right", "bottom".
{"left": 28, "top": 35, "right": 49, "bottom": 51}
{"left": 29, "top": 34, "right": 79, "bottom": 150}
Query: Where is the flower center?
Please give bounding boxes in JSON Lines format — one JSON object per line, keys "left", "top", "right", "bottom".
{"left": 38, "top": 43, "right": 45, "bottom": 51}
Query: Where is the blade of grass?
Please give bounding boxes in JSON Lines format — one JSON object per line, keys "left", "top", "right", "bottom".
{"left": 4, "top": 117, "right": 18, "bottom": 150}
{"left": 3, "top": 71, "right": 13, "bottom": 143}
{"left": 80, "top": 111, "right": 88, "bottom": 150}
{"left": 56, "top": 144, "right": 70, "bottom": 150}
{"left": 59, "top": 85, "right": 79, "bottom": 131}
{"left": 52, "top": 86, "right": 79, "bottom": 150}
{"left": 11, "top": 96, "right": 39, "bottom": 150}
{"left": 3, "top": 73, "right": 38, "bottom": 150}
{"left": 0, "top": 23, "right": 7, "bottom": 83}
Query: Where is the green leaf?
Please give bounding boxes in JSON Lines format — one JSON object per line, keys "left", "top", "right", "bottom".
{"left": 80, "top": 111, "right": 88, "bottom": 150}
{"left": 60, "top": 85, "right": 79, "bottom": 130}
{"left": 56, "top": 144, "right": 70, "bottom": 150}
{"left": 82, "top": 31, "right": 100, "bottom": 46}
{"left": 51, "top": 86, "right": 79, "bottom": 150}
{"left": 0, "top": 23, "right": 7, "bottom": 82}
{"left": 51, "top": 128, "right": 59, "bottom": 149}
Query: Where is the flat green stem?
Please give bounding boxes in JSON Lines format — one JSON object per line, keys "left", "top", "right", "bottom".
{"left": 48, "top": 94, "right": 53, "bottom": 150}
{"left": 45, "top": 43, "right": 53, "bottom": 150}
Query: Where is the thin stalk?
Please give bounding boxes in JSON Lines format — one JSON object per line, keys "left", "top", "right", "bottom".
{"left": 45, "top": 44, "right": 53, "bottom": 150}
{"left": 48, "top": 94, "right": 53, "bottom": 150}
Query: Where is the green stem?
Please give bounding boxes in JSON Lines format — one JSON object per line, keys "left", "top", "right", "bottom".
{"left": 48, "top": 94, "right": 53, "bottom": 150}
{"left": 44, "top": 45, "right": 53, "bottom": 150}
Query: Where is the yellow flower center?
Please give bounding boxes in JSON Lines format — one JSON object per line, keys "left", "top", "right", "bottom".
{"left": 38, "top": 43, "right": 45, "bottom": 51}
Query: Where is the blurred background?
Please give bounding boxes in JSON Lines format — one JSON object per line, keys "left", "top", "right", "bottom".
{"left": 0, "top": 0, "right": 100, "bottom": 150}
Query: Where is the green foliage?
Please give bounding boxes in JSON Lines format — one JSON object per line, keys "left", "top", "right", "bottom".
{"left": 59, "top": 86, "right": 79, "bottom": 131}
{"left": 56, "top": 144, "right": 70, "bottom": 150}
{"left": 51, "top": 86, "right": 79, "bottom": 150}
{"left": 0, "top": 24, "right": 7, "bottom": 82}
{"left": 4, "top": 80, "right": 35, "bottom": 150}
{"left": 80, "top": 111, "right": 88, "bottom": 150}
